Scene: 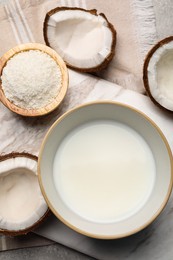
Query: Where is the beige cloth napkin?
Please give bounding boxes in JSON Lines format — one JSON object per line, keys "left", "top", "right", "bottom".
{"left": 1, "top": 0, "right": 173, "bottom": 93}
{"left": 0, "top": 0, "right": 173, "bottom": 257}
{"left": 0, "top": 0, "right": 146, "bottom": 153}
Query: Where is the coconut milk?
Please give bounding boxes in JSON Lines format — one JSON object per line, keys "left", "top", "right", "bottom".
{"left": 53, "top": 120, "right": 156, "bottom": 222}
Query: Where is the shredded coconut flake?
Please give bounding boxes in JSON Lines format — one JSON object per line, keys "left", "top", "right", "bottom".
{"left": 1, "top": 50, "right": 62, "bottom": 109}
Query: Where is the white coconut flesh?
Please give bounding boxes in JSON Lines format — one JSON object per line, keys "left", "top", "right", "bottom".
{"left": 46, "top": 10, "right": 113, "bottom": 69}
{"left": 147, "top": 41, "right": 173, "bottom": 111}
{"left": 0, "top": 157, "right": 48, "bottom": 231}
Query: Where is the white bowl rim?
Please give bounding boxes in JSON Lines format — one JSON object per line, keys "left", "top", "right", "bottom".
{"left": 38, "top": 101, "right": 173, "bottom": 239}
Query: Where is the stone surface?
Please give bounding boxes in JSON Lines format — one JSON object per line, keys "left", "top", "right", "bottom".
{"left": 0, "top": 234, "right": 54, "bottom": 251}
{"left": 0, "top": 244, "right": 95, "bottom": 260}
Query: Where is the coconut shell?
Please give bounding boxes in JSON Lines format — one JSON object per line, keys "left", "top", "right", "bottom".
{"left": 0, "top": 152, "right": 50, "bottom": 236}
{"left": 143, "top": 36, "right": 173, "bottom": 112}
{"left": 43, "top": 7, "right": 116, "bottom": 73}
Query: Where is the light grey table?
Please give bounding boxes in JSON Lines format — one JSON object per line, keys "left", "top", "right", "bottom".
{"left": 0, "top": 234, "right": 95, "bottom": 260}
{"left": 0, "top": 243, "right": 95, "bottom": 260}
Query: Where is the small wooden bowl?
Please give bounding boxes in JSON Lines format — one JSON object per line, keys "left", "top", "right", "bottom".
{"left": 0, "top": 43, "right": 68, "bottom": 116}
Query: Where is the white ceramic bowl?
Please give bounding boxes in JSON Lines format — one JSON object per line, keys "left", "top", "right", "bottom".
{"left": 38, "top": 102, "right": 173, "bottom": 239}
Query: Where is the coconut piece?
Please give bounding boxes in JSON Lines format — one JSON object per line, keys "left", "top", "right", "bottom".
{"left": 143, "top": 36, "right": 173, "bottom": 112}
{"left": 43, "top": 7, "right": 116, "bottom": 72}
{"left": 0, "top": 153, "right": 49, "bottom": 236}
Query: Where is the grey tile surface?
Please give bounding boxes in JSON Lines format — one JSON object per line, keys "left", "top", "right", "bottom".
{"left": 0, "top": 234, "right": 54, "bottom": 251}
{"left": 0, "top": 244, "right": 96, "bottom": 260}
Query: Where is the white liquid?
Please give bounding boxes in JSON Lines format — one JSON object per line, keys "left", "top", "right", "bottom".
{"left": 53, "top": 121, "right": 156, "bottom": 222}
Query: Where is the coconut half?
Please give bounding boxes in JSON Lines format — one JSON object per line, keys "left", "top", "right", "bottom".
{"left": 43, "top": 7, "right": 116, "bottom": 72}
{"left": 143, "top": 36, "right": 173, "bottom": 112}
{"left": 0, "top": 153, "right": 49, "bottom": 236}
